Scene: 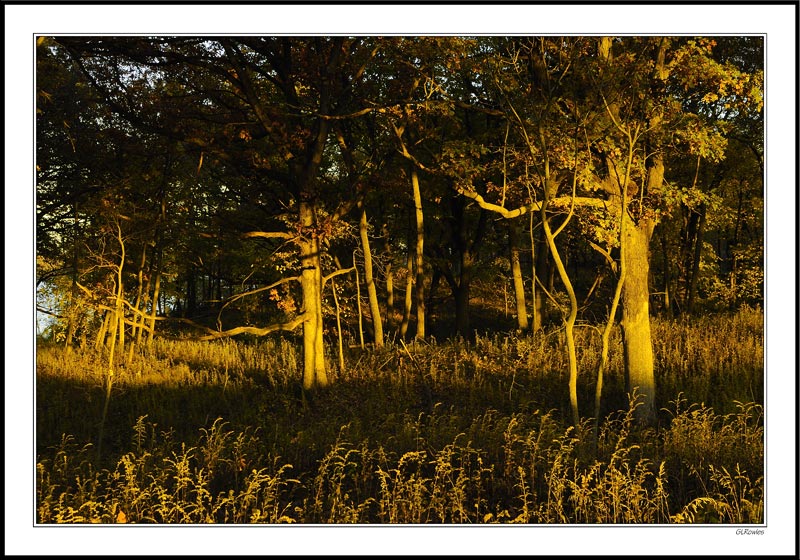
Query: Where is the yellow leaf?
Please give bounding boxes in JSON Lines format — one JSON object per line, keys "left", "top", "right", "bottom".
{"left": 116, "top": 510, "right": 127, "bottom": 524}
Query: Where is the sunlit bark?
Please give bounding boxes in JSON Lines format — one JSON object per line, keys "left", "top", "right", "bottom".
{"left": 508, "top": 221, "right": 528, "bottom": 331}
{"left": 411, "top": 168, "right": 426, "bottom": 340}
{"left": 621, "top": 215, "right": 656, "bottom": 424}
{"left": 299, "top": 201, "right": 328, "bottom": 390}
{"left": 360, "top": 203, "right": 384, "bottom": 347}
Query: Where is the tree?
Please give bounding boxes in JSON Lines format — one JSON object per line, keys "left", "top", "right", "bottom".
{"left": 454, "top": 36, "right": 761, "bottom": 424}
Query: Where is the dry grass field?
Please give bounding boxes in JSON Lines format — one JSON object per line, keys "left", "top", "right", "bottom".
{"left": 36, "top": 306, "right": 763, "bottom": 524}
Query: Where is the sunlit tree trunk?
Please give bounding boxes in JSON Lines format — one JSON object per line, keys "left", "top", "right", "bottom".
{"left": 99, "top": 220, "right": 126, "bottom": 456}
{"left": 117, "top": 283, "right": 125, "bottom": 357}
{"left": 95, "top": 311, "right": 110, "bottom": 350}
{"left": 127, "top": 243, "right": 148, "bottom": 363}
{"left": 411, "top": 168, "right": 426, "bottom": 340}
{"left": 541, "top": 191, "right": 580, "bottom": 428}
{"left": 299, "top": 200, "right": 327, "bottom": 390}
{"left": 147, "top": 245, "right": 162, "bottom": 345}
{"left": 619, "top": 154, "right": 662, "bottom": 425}
{"left": 621, "top": 214, "right": 656, "bottom": 424}
{"left": 137, "top": 255, "right": 153, "bottom": 347}
{"left": 359, "top": 203, "right": 384, "bottom": 347}
{"left": 603, "top": 38, "right": 660, "bottom": 425}
{"left": 508, "top": 221, "right": 529, "bottom": 331}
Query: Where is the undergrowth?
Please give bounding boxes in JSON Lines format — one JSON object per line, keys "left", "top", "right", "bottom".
{"left": 36, "top": 307, "right": 764, "bottom": 524}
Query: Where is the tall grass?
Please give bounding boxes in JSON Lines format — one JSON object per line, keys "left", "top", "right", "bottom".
{"left": 36, "top": 307, "right": 764, "bottom": 523}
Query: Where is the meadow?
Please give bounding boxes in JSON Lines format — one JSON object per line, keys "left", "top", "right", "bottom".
{"left": 35, "top": 306, "right": 764, "bottom": 524}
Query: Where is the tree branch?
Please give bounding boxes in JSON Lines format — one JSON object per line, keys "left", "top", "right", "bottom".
{"left": 453, "top": 184, "right": 605, "bottom": 220}
{"left": 242, "top": 231, "right": 295, "bottom": 240}
{"left": 167, "top": 314, "right": 309, "bottom": 341}
{"left": 323, "top": 266, "right": 356, "bottom": 285}
{"left": 216, "top": 275, "right": 301, "bottom": 328}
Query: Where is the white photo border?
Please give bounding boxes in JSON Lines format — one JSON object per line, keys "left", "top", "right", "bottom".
{"left": 6, "top": 3, "right": 797, "bottom": 556}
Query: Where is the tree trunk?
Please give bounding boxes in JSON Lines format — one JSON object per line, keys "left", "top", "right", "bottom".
{"left": 411, "top": 168, "right": 426, "bottom": 339}
{"left": 299, "top": 200, "right": 327, "bottom": 390}
{"left": 400, "top": 234, "right": 414, "bottom": 339}
{"left": 659, "top": 226, "right": 672, "bottom": 315}
{"left": 117, "top": 286, "right": 125, "bottom": 357}
{"left": 426, "top": 268, "right": 442, "bottom": 322}
{"left": 186, "top": 272, "right": 196, "bottom": 318}
{"left": 454, "top": 282, "right": 471, "bottom": 339}
{"left": 541, "top": 202, "right": 580, "bottom": 428}
{"left": 64, "top": 277, "right": 78, "bottom": 351}
{"left": 138, "top": 255, "right": 153, "bottom": 346}
{"left": 147, "top": 245, "right": 163, "bottom": 345}
{"left": 95, "top": 311, "right": 110, "bottom": 350}
{"left": 359, "top": 204, "right": 384, "bottom": 347}
{"left": 64, "top": 204, "right": 80, "bottom": 352}
{"left": 382, "top": 222, "right": 394, "bottom": 332}
{"left": 687, "top": 203, "right": 707, "bottom": 314}
{"left": 621, "top": 214, "right": 656, "bottom": 424}
{"left": 449, "top": 198, "right": 486, "bottom": 340}
{"left": 127, "top": 243, "right": 148, "bottom": 363}
{"left": 618, "top": 146, "right": 664, "bottom": 425}
{"left": 508, "top": 221, "right": 529, "bottom": 331}
{"left": 532, "top": 234, "right": 550, "bottom": 332}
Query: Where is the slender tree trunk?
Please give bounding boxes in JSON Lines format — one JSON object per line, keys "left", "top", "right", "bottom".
{"left": 660, "top": 226, "right": 672, "bottom": 315}
{"left": 595, "top": 175, "right": 631, "bottom": 435}
{"left": 117, "top": 286, "right": 125, "bottom": 358}
{"left": 64, "top": 204, "right": 80, "bottom": 352}
{"left": 186, "top": 272, "right": 196, "bottom": 318}
{"left": 99, "top": 221, "right": 126, "bottom": 456}
{"left": 687, "top": 203, "right": 706, "bottom": 314}
{"left": 355, "top": 260, "right": 365, "bottom": 349}
{"left": 359, "top": 203, "right": 384, "bottom": 347}
{"left": 508, "top": 221, "right": 529, "bottom": 331}
{"left": 400, "top": 235, "right": 414, "bottom": 339}
{"left": 215, "top": 258, "right": 222, "bottom": 303}
{"left": 533, "top": 235, "right": 550, "bottom": 332}
{"left": 127, "top": 244, "right": 148, "bottom": 364}
{"left": 330, "top": 277, "right": 346, "bottom": 373}
{"left": 64, "top": 280, "right": 79, "bottom": 351}
{"left": 95, "top": 310, "right": 110, "bottom": 350}
{"left": 382, "top": 223, "right": 394, "bottom": 332}
{"left": 136, "top": 253, "right": 153, "bottom": 348}
{"left": 529, "top": 210, "right": 540, "bottom": 333}
{"left": 426, "top": 268, "right": 442, "bottom": 322}
{"left": 541, "top": 201, "right": 580, "bottom": 428}
{"left": 146, "top": 153, "right": 170, "bottom": 345}
{"left": 147, "top": 246, "right": 162, "bottom": 345}
{"left": 680, "top": 207, "right": 699, "bottom": 312}
{"left": 411, "top": 168, "right": 426, "bottom": 340}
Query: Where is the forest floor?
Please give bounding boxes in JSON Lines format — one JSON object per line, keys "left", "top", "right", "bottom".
{"left": 36, "top": 306, "right": 764, "bottom": 524}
